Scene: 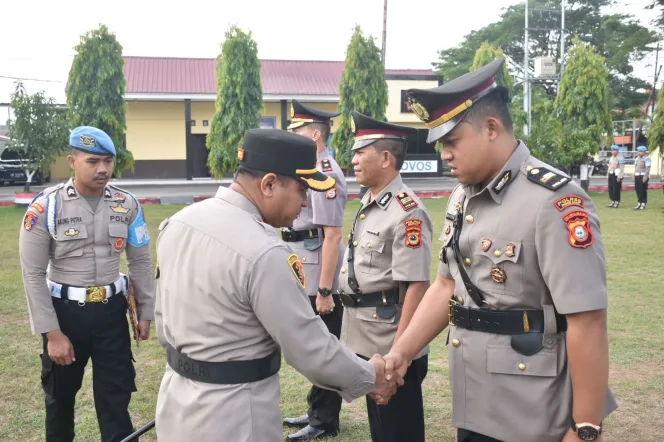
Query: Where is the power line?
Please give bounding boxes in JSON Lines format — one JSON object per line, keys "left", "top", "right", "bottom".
{"left": 0, "top": 75, "right": 66, "bottom": 84}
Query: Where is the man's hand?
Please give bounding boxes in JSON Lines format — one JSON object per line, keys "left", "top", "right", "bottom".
{"left": 561, "top": 428, "right": 604, "bottom": 442}
{"left": 46, "top": 330, "right": 75, "bottom": 366}
{"left": 316, "top": 293, "right": 335, "bottom": 315}
{"left": 383, "top": 350, "right": 409, "bottom": 381}
{"left": 368, "top": 354, "right": 401, "bottom": 405}
{"left": 138, "top": 320, "right": 151, "bottom": 340}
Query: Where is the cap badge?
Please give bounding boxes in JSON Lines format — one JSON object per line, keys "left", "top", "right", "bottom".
{"left": 407, "top": 97, "right": 429, "bottom": 121}
{"left": 290, "top": 104, "right": 295, "bottom": 119}
{"left": 350, "top": 116, "right": 356, "bottom": 134}
{"left": 79, "top": 135, "right": 96, "bottom": 148}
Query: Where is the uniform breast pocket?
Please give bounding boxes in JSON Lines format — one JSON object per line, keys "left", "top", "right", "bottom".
{"left": 53, "top": 225, "right": 88, "bottom": 259}
{"left": 356, "top": 305, "right": 400, "bottom": 324}
{"left": 109, "top": 223, "right": 128, "bottom": 255}
{"left": 358, "top": 236, "right": 387, "bottom": 275}
{"left": 474, "top": 237, "right": 523, "bottom": 297}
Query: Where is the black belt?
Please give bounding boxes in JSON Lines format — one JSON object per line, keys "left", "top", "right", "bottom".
{"left": 166, "top": 344, "right": 281, "bottom": 384}
{"left": 339, "top": 288, "right": 399, "bottom": 308}
{"left": 281, "top": 228, "right": 324, "bottom": 242}
{"left": 449, "top": 300, "right": 567, "bottom": 334}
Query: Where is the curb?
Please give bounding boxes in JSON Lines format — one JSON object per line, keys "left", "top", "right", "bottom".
{"left": 1, "top": 183, "right": 663, "bottom": 208}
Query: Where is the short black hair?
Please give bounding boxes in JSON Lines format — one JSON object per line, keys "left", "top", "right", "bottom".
{"left": 310, "top": 123, "right": 331, "bottom": 143}
{"left": 464, "top": 90, "right": 513, "bottom": 133}
{"left": 373, "top": 139, "right": 406, "bottom": 171}
{"left": 234, "top": 165, "right": 294, "bottom": 187}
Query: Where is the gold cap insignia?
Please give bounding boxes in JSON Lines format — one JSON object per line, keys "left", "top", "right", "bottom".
{"left": 408, "top": 97, "right": 430, "bottom": 121}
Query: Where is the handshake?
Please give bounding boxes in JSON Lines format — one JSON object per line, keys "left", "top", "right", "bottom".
{"left": 367, "top": 351, "right": 409, "bottom": 405}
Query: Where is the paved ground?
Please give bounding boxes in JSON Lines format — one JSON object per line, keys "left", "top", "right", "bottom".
{"left": 0, "top": 175, "right": 616, "bottom": 201}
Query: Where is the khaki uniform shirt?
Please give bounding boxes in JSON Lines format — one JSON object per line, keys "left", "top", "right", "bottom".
{"left": 339, "top": 175, "right": 433, "bottom": 359}
{"left": 290, "top": 149, "right": 346, "bottom": 297}
{"left": 154, "top": 187, "right": 376, "bottom": 442}
{"left": 607, "top": 155, "right": 624, "bottom": 178}
{"left": 634, "top": 154, "right": 652, "bottom": 180}
{"left": 18, "top": 178, "right": 155, "bottom": 335}
{"left": 439, "top": 142, "right": 617, "bottom": 442}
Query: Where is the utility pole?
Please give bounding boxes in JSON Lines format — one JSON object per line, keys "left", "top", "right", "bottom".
{"left": 381, "top": 0, "right": 388, "bottom": 67}
{"left": 651, "top": 41, "right": 660, "bottom": 116}
{"left": 523, "top": 0, "right": 529, "bottom": 137}
{"left": 559, "top": 0, "right": 566, "bottom": 91}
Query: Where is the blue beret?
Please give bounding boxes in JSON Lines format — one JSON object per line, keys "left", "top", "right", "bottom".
{"left": 70, "top": 126, "right": 116, "bottom": 156}
{"left": 610, "top": 145, "right": 620, "bottom": 151}
{"left": 637, "top": 145, "right": 648, "bottom": 152}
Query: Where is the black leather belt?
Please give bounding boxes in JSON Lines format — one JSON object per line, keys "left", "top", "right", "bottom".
{"left": 339, "top": 288, "right": 399, "bottom": 308}
{"left": 166, "top": 344, "right": 281, "bottom": 384}
{"left": 449, "top": 300, "right": 567, "bottom": 334}
{"left": 281, "top": 228, "right": 324, "bottom": 242}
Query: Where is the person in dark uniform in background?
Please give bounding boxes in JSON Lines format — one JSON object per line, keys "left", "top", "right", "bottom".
{"left": 283, "top": 100, "right": 347, "bottom": 440}
{"left": 633, "top": 145, "right": 652, "bottom": 210}
{"left": 606, "top": 145, "right": 625, "bottom": 208}
{"left": 18, "top": 126, "right": 155, "bottom": 442}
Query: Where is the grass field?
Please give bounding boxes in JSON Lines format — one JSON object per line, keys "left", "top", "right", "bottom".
{"left": 0, "top": 190, "right": 663, "bottom": 442}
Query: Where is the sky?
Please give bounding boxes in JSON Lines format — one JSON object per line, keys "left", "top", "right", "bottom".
{"left": 0, "top": 0, "right": 661, "bottom": 107}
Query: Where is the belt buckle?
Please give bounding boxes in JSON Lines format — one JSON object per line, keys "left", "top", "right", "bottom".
{"left": 448, "top": 298, "right": 457, "bottom": 325}
{"left": 86, "top": 286, "right": 107, "bottom": 303}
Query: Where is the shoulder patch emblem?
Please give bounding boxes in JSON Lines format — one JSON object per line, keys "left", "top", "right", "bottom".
{"left": 562, "top": 210, "right": 594, "bottom": 249}
{"left": 378, "top": 192, "right": 393, "bottom": 208}
{"left": 104, "top": 188, "right": 112, "bottom": 198}
{"left": 526, "top": 167, "right": 570, "bottom": 191}
{"left": 115, "top": 192, "right": 126, "bottom": 202}
{"left": 23, "top": 212, "right": 38, "bottom": 231}
{"left": 321, "top": 158, "right": 333, "bottom": 172}
{"left": 288, "top": 254, "right": 306, "bottom": 288}
{"left": 30, "top": 202, "right": 45, "bottom": 214}
{"left": 554, "top": 195, "right": 585, "bottom": 212}
{"left": 403, "top": 219, "right": 423, "bottom": 249}
{"left": 396, "top": 192, "right": 418, "bottom": 211}
{"left": 110, "top": 203, "right": 130, "bottom": 214}
{"left": 66, "top": 186, "right": 77, "bottom": 197}
{"left": 326, "top": 188, "right": 337, "bottom": 199}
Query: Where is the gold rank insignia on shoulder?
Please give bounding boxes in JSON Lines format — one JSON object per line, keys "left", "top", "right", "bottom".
{"left": 321, "top": 158, "right": 333, "bottom": 172}
{"left": 526, "top": 166, "right": 570, "bottom": 191}
{"left": 396, "top": 192, "right": 418, "bottom": 211}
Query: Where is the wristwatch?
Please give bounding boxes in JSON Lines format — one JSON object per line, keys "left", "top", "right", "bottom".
{"left": 572, "top": 418, "right": 602, "bottom": 441}
{"left": 318, "top": 287, "right": 332, "bottom": 297}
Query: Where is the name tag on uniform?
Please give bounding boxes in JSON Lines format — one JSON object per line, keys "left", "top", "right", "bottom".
{"left": 614, "top": 169, "right": 620, "bottom": 176}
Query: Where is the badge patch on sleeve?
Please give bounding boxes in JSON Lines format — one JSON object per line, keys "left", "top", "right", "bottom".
{"left": 326, "top": 188, "right": 337, "bottom": 199}
{"left": 287, "top": 254, "right": 306, "bottom": 288}
{"left": 321, "top": 159, "right": 333, "bottom": 172}
{"left": 554, "top": 195, "right": 585, "bottom": 212}
{"left": 127, "top": 206, "right": 150, "bottom": 248}
{"left": 403, "top": 219, "right": 423, "bottom": 249}
{"left": 23, "top": 212, "right": 38, "bottom": 231}
{"left": 396, "top": 192, "right": 418, "bottom": 211}
{"left": 562, "top": 210, "right": 594, "bottom": 249}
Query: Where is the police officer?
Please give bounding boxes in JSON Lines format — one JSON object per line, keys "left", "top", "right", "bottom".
{"left": 633, "top": 145, "right": 651, "bottom": 210}
{"left": 606, "top": 145, "right": 625, "bottom": 208}
{"left": 18, "top": 126, "right": 155, "bottom": 442}
{"left": 153, "top": 129, "right": 401, "bottom": 442}
{"left": 282, "top": 101, "right": 347, "bottom": 440}
{"left": 383, "top": 58, "right": 617, "bottom": 442}
{"left": 338, "top": 111, "right": 433, "bottom": 442}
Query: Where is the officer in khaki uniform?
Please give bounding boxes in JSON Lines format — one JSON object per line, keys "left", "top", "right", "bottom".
{"left": 339, "top": 111, "right": 432, "bottom": 442}
{"left": 383, "top": 58, "right": 617, "bottom": 442}
{"left": 154, "top": 129, "right": 400, "bottom": 442}
{"left": 606, "top": 145, "right": 625, "bottom": 208}
{"left": 633, "top": 145, "right": 652, "bottom": 210}
{"left": 18, "top": 126, "right": 155, "bottom": 442}
{"left": 282, "top": 101, "right": 348, "bottom": 440}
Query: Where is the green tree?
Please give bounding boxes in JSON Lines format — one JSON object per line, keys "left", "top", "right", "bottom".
{"left": 553, "top": 37, "right": 612, "bottom": 168}
{"left": 471, "top": 42, "right": 514, "bottom": 95}
{"left": 206, "top": 25, "right": 263, "bottom": 177}
{"left": 433, "top": 0, "right": 657, "bottom": 116}
{"left": 66, "top": 24, "right": 132, "bottom": 176}
{"left": 331, "top": 25, "right": 388, "bottom": 168}
{"left": 8, "top": 82, "right": 70, "bottom": 192}
{"left": 647, "top": 86, "right": 664, "bottom": 152}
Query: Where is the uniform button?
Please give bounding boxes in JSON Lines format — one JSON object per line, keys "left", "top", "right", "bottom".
{"left": 360, "top": 214, "right": 366, "bottom": 220}
{"left": 353, "top": 241, "right": 358, "bottom": 247}
{"left": 518, "top": 363, "right": 526, "bottom": 371}
{"left": 457, "top": 296, "right": 464, "bottom": 305}
{"left": 465, "top": 215, "right": 474, "bottom": 224}
{"left": 367, "top": 243, "right": 371, "bottom": 248}
{"left": 452, "top": 338, "right": 461, "bottom": 348}
{"left": 464, "top": 258, "right": 471, "bottom": 266}
{"left": 526, "top": 164, "right": 533, "bottom": 172}
{"left": 546, "top": 338, "right": 554, "bottom": 345}
{"left": 341, "top": 268, "right": 346, "bottom": 274}
{"left": 372, "top": 313, "right": 378, "bottom": 319}
{"left": 301, "top": 257, "right": 306, "bottom": 263}
{"left": 494, "top": 250, "right": 502, "bottom": 257}
{"left": 444, "top": 225, "right": 451, "bottom": 235}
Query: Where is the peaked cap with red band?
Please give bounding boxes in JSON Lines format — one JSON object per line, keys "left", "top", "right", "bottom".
{"left": 350, "top": 111, "right": 417, "bottom": 151}
{"left": 287, "top": 99, "right": 340, "bottom": 130}
{"left": 406, "top": 57, "right": 509, "bottom": 143}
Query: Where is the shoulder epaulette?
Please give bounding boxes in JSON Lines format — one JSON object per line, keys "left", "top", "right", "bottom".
{"left": 525, "top": 166, "right": 570, "bottom": 191}
{"left": 320, "top": 158, "right": 333, "bottom": 173}
{"left": 396, "top": 191, "right": 418, "bottom": 211}
{"left": 30, "top": 182, "right": 64, "bottom": 205}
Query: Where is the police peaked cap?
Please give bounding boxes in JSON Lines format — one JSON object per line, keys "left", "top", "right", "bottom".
{"left": 406, "top": 57, "right": 509, "bottom": 143}
{"left": 350, "top": 111, "right": 417, "bottom": 151}
{"left": 237, "top": 128, "right": 335, "bottom": 191}
{"left": 287, "top": 100, "right": 341, "bottom": 130}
